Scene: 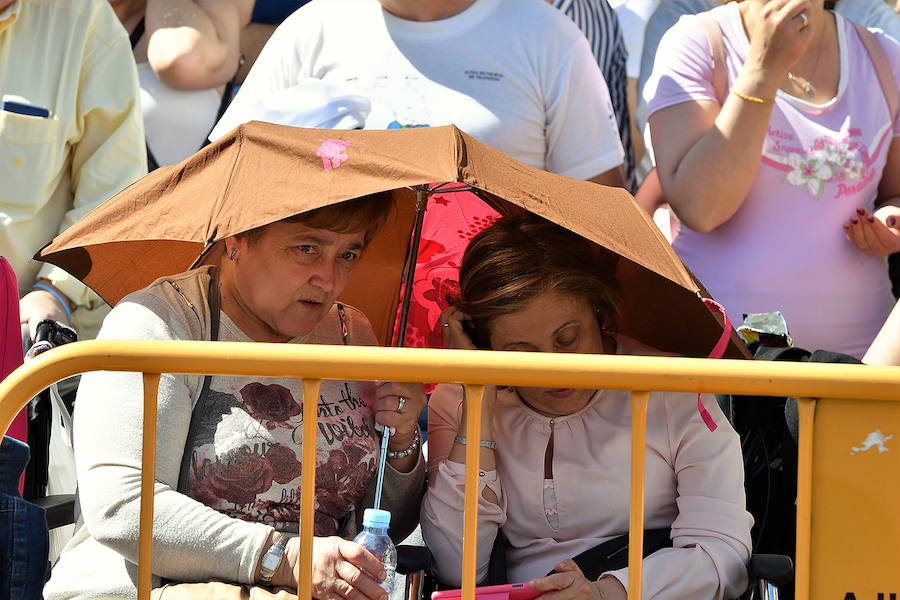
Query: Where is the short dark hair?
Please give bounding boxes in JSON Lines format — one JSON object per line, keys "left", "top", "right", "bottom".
{"left": 454, "top": 214, "right": 622, "bottom": 347}
{"left": 243, "top": 191, "right": 395, "bottom": 246}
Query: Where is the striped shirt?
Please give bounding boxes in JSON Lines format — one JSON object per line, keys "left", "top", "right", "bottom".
{"left": 554, "top": 0, "right": 635, "bottom": 190}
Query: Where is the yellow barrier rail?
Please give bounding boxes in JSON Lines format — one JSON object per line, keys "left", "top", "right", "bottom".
{"left": 0, "top": 340, "right": 898, "bottom": 600}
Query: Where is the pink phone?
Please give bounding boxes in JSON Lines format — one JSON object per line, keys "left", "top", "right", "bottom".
{"left": 431, "top": 582, "right": 543, "bottom": 600}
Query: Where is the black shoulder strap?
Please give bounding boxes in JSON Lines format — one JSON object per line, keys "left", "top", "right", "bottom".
{"left": 129, "top": 17, "right": 145, "bottom": 50}
{"left": 177, "top": 268, "right": 221, "bottom": 493}
{"left": 198, "top": 269, "right": 221, "bottom": 402}
{"left": 146, "top": 143, "right": 160, "bottom": 173}
{"left": 207, "top": 268, "right": 221, "bottom": 342}
{"left": 201, "top": 54, "right": 245, "bottom": 151}
{"left": 129, "top": 16, "right": 162, "bottom": 172}
{"left": 549, "top": 527, "right": 673, "bottom": 581}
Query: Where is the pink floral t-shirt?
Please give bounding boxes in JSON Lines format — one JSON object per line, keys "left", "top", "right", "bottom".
{"left": 646, "top": 4, "right": 899, "bottom": 357}
{"left": 179, "top": 307, "right": 379, "bottom": 535}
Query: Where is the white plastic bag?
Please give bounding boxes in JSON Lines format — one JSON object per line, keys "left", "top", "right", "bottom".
{"left": 46, "top": 382, "right": 76, "bottom": 562}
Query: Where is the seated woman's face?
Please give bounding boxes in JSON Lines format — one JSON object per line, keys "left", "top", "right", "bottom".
{"left": 230, "top": 220, "right": 366, "bottom": 340}
{"left": 487, "top": 290, "right": 607, "bottom": 417}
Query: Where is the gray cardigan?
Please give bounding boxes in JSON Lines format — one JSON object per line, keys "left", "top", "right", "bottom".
{"left": 44, "top": 268, "right": 425, "bottom": 599}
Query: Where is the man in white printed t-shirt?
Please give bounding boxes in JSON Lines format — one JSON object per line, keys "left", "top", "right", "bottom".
{"left": 213, "top": 0, "right": 627, "bottom": 187}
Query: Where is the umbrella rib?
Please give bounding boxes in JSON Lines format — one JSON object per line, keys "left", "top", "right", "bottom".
{"left": 427, "top": 182, "right": 472, "bottom": 194}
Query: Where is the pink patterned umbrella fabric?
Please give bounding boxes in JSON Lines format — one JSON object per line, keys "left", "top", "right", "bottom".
{"left": 392, "top": 188, "right": 500, "bottom": 349}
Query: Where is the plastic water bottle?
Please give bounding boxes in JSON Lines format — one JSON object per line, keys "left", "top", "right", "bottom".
{"left": 353, "top": 508, "right": 396, "bottom": 594}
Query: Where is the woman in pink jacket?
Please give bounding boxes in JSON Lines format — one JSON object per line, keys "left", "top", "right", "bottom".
{"left": 421, "top": 215, "right": 753, "bottom": 600}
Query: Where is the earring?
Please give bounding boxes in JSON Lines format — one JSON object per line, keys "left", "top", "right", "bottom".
{"left": 228, "top": 248, "right": 237, "bottom": 261}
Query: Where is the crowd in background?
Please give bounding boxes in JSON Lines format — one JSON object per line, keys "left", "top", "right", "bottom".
{"left": 4, "top": 0, "right": 899, "bottom": 357}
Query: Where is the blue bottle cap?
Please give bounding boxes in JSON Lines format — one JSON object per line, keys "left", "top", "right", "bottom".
{"left": 362, "top": 508, "right": 391, "bottom": 529}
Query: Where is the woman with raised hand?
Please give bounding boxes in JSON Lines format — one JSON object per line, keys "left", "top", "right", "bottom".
{"left": 646, "top": 0, "right": 900, "bottom": 358}
{"left": 44, "top": 193, "right": 426, "bottom": 600}
{"left": 421, "top": 215, "right": 752, "bottom": 600}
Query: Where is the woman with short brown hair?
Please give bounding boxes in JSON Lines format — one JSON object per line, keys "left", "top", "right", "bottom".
{"left": 421, "top": 215, "right": 753, "bottom": 600}
{"left": 45, "top": 193, "right": 426, "bottom": 600}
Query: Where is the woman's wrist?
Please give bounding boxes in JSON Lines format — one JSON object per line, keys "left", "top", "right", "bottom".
{"left": 386, "top": 426, "right": 417, "bottom": 451}
{"left": 253, "top": 530, "right": 277, "bottom": 584}
{"left": 458, "top": 385, "right": 496, "bottom": 437}
{"left": 31, "top": 280, "right": 74, "bottom": 322}
{"left": 269, "top": 533, "right": 299, "bottom": 589}
{"left": 734, "top": 65, "right": 781, "bottom": 101}
{"left": 386, "top": 425, "right": 420, "bottom": 458}
{"left": 594, "top": 575, "right": 627, "bottom": 600}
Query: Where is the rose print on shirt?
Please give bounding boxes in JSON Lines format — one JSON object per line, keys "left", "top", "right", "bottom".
{"left": 185, "top": 378, "right": 378, "bottom": 533}
{"left": 266, "top": 443, "right": 303, "bottom": 484}
{"left": 317, "top": 139, "right": 352, "bottom": 171}
{"left": 316, "top": 443, "right": 376, "bottom": 526}
{"left": 240, "top": 382, "right": 300, "bottom": 429}
{"left": 207, "top": 453, "right": 274, "bottom": 506}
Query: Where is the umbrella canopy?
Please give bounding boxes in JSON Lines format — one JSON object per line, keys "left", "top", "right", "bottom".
{"left": 38, "top": 122, "right": 747, "bottom": 359}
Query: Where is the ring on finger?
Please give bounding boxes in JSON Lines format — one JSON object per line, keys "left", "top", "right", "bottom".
{"left": 798, "top": 11, "right": 808, "bottom": 28}
{"left": 397, "top": 396, "right": 407, "bottom": 413}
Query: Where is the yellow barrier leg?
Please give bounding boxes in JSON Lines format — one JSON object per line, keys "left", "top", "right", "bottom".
{"left": 627, "top": 391, "right": 649, "bottom": 600}
{"left": 462, "top": 384, "right": 485, "bottom": 600}
{"left": 794, "top": 398, "right": 816, "bottom": 600}
{"left": 137, "top": 373, "right": 161, "bottom": 600}
{"left": 299, "top": 379, "right": 322, "bottom": 600}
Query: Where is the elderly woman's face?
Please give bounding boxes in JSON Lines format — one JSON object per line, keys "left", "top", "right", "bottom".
{"left": 487, "top": 290, "right": 607, "bottom": 417}
{"left": 226, "top": 221, "right": 366, "bottom": 341}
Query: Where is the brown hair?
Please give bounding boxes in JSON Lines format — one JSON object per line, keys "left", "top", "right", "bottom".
{"left": 454, "top": 215, "right": 622, "bottom": 348}
{"left": 243, "top": 191, "right": 395, "bottom": 246}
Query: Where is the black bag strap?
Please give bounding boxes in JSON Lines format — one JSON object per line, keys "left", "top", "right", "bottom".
{"left": 549, "top": 527, "right": 673, "bottom": 581}
{"left": 198, "top": 269, "right": 221, "bottom": 403}
{"left": 175, "top": 268, "right": 220, "bottom": 493}
{"left": 130, "top": 14, "right": 238, "bottom": 171}
{"left": 129, "top": 17, "right": 145, "bottom": 50}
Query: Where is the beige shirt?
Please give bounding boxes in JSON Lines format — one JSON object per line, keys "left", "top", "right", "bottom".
{"left": 0, "top": 0, "right": 146, "bottom": 333}
{"left": 422, "top": 336, "right": 753, "bottom": 599}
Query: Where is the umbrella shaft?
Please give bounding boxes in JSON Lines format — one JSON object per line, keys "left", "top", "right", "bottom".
{"left": 395, "top": 189, "right": 428, "bottom": 347}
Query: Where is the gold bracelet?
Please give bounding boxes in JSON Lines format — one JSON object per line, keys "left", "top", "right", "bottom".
{"left": 730, "top": 87, "right": 774, "bottom": 105}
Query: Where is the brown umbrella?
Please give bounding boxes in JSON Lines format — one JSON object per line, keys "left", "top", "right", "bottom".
{"left": 37, "top": 122, "right": 748, "bottom": 359}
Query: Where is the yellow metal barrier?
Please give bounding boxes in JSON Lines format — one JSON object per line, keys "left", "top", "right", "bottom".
{"left": 0, "top": 340, "right": 897, "bottom": 600}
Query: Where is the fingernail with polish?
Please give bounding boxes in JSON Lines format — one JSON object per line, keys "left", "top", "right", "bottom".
{"left": 867, "top": 216, "right": 875, "bottom": 223}
{"left": 888, "top": 216, "right": 897, "bottom": 227}
{"left": 851, "top": 217, "right": 859, "bottom": 224}
{"left": 857, "top": 208, "right": 866, "bottom": 215}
